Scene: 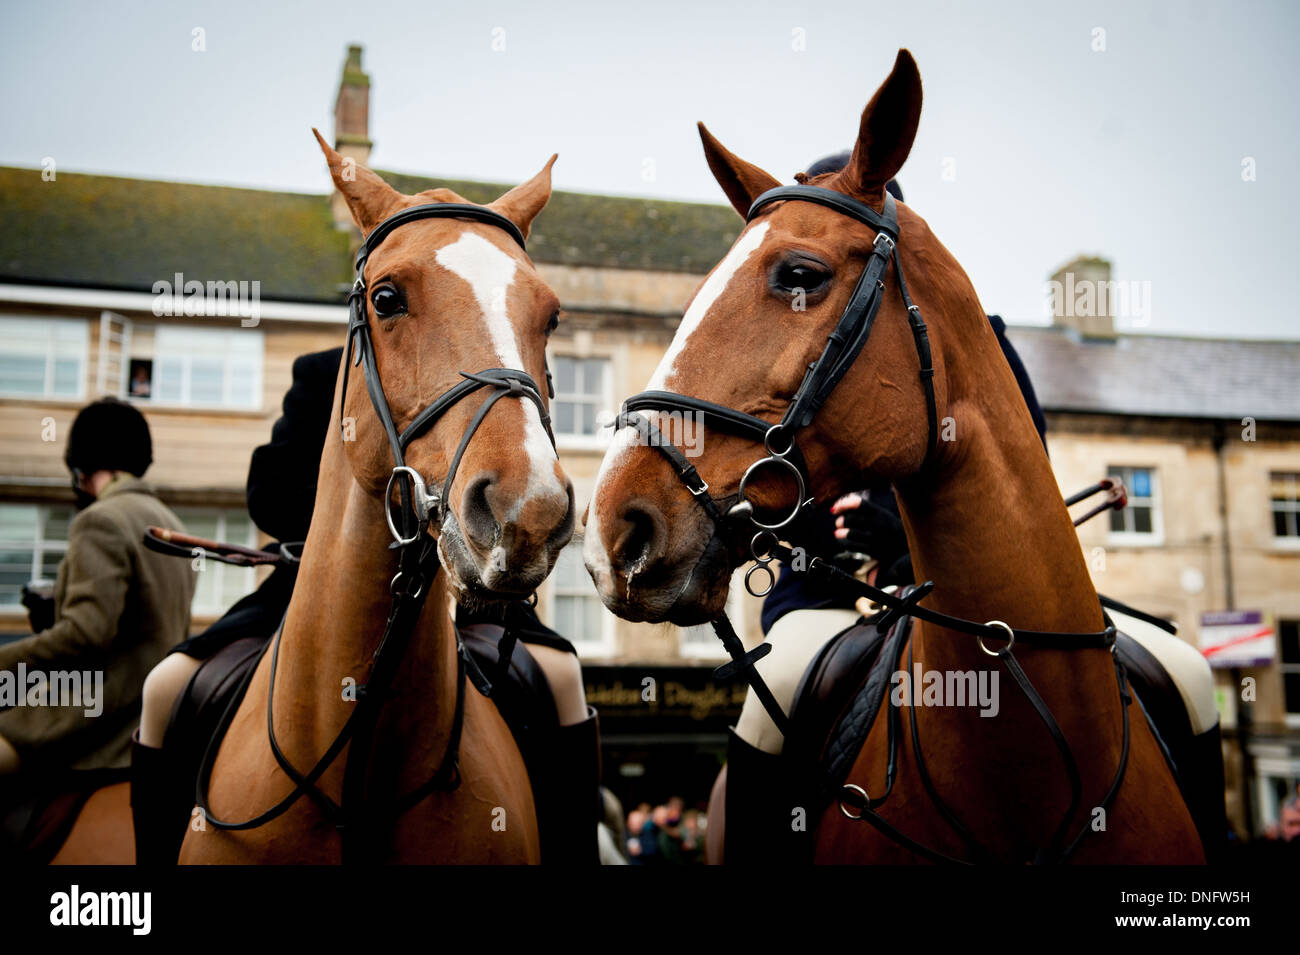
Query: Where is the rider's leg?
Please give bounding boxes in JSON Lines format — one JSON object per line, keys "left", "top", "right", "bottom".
{"left": 0, "top": 733, "right": 20, "bottom": 776}
{"left": 734, "top": 608, "right": 860, "bottom": 754}
{"left": 528, "top": 644, "right": 601, "bottom": 863}
{"left": 138, "top": 653, "right": 203, "bottom": 748}
{"left": 132, "top": 652, "right": 202, "bottom": 865}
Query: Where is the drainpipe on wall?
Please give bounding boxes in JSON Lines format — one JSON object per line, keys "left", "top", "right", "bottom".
{"left": 1214, "top": 421, "right": 1254, "bottom": 840}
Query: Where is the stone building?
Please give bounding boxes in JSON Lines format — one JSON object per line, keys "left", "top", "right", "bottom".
{"left": 0, "top": 47, "right": 1295, "bottom": 832}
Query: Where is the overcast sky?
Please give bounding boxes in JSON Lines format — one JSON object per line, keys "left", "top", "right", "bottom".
{"left": 2, "top": 0, "right": 1296, "bottom": 338}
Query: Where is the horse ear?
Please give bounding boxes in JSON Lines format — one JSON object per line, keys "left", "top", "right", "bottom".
{"left": 833, "top": 49, "right": 923, "bottom": 201}
{"left": 698, "top": 123, "right": 781, "bottom": 218}
{"left": 312, "top": 127, "right": 401, "bottom": 235}
{"left": 488, "top": 155, "right": 557, "bottom": 241}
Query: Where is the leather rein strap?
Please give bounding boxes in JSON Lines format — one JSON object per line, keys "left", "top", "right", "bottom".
{"left": 194, "top": 201, "right": 543, "bottom": 863}
{"left": 610, "top": 183, "right": 1130, "bottom": 864}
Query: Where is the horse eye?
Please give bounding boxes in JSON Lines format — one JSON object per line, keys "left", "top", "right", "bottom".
{"left": 371, "top": 286, "right": 406, "bottom": 317}
{"left": 775, "top": 262, "right": 828, "bottom": 292}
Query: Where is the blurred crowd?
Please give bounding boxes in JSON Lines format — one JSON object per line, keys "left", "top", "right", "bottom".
{"left": 624, "top": 797, "right": 706, "bottom": 865}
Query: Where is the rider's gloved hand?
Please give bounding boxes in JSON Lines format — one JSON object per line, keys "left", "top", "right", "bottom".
{"left": 20, "top": 583, "right": 55, "bottom": 633}
{"left": 829, "top": 490, "right": 908, "bottom": 568}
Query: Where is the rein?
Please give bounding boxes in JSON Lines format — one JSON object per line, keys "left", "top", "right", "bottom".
{"left": 613, "top": 184, "right": 1132, "bottom": 864}
{"left": 186, "top": 201, "right": 550, "bottom": 863}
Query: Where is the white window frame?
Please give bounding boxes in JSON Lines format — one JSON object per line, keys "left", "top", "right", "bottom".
{"left": 0, "top": 315, "right": 89, "bottom": 400}
{"left": 0, "top": 504, "right": 73, "bottom": 610}
{"left": 550, "top": 354, "right": 613, "bottom": 451}
{"left": 1270, "top": 472, "right": 1300, "bottom": 551}
{"left": 1106, "top": 465, "right": 1164, "bottom": 546}
{"left": 146, "top": 325, "right": 264, "bottom": 410}
{"left": 175, "top": 508, "right": 257, "bottom": 616}
{"left": 546, "top": 539, "right": 616, "bottom": 657}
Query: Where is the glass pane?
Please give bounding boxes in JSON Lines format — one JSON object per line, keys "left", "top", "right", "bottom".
{"left": 582, "top": 598, "right": 601, "bottom": 645}
{"left": 42, "top": 507, "right": 73, "bottom": 542}
{"left": 221, "top": 565, "right": 255, "bottom": 608}
{"left": 0, "top": 505, "right": 38, "bottom": 543}
{"left": 0, "top": 549, "right": 35, "bottom": 606}
{"left": 51, "top": 358, "right": 80, "bottom": 395}
{"left": 581, "top": 403, "right": 596, "bottom": 436}
{"left": 582, "top": 359, "right": 604, "bottom": 395}
{"left": 555, "top": 402, "right": 574, "bottom": 435}
{"left": 1131, "top": 469, "right": 1151, "bottom": 498}
{"left": 554, "top": 596, "right": 576, "bottom": 639}
{"left": 0, "top": 355, "right": 46, "bottom": 395}
{"left": 228, "top": 361, "right": 258, "bottom": 407}
{"left": 1109, "top": 509, "right": 1125, "bottom": 534}
{"left": 192, "top": 564, "right": 219, "bottom": 611}
{"left": 554, "top": 356, "right": 575, "bottom": 395}
{"left": 224, "top": 511, "right": 254, "bottom": 547}
{"left": 1276, "top": 509, "right": 1290, "bottom": 538}
{"left": 190, "top": 358, "right": 224, "bottom": 404}
{"left": 39, "top": 550, "right": 62, "bottom": 580}
{"left": 155, "top": 357, "right": 183, "bottom": 401}
{"left": 1133, "top": 507, "right": 1152, "bottom": 534}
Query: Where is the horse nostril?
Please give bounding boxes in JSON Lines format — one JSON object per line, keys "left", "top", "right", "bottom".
{"left": 613, "top": 504, "right": 665, "bottom": 576}
{"left": 460, "top": 474, "right": 500, "bottom": 550}
{"left": 546, "top": 481, "right": 577, "bottom": 552}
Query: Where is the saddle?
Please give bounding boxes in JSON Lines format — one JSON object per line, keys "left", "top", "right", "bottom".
{"left": 161, "top": 623, "right": 565, "bottom": 811}
{"left": 745, "top": 606, "right": 1226, "bottom": 862}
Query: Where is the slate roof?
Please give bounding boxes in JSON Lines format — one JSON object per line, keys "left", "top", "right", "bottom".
{"left": 1004, "top": 325, "right": 1300, "bottom": 422}
{"left": 0, "top": 165, "right": 741, "bottom": 303}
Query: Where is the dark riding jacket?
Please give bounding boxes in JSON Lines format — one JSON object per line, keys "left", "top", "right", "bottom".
{"left": 0, "top": 476, "right": 195, "bottom": 773}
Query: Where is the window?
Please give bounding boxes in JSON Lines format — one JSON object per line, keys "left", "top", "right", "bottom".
{"left": 551, "top": 356, "right": 608, "bottom": 440}
{"left": 1108, "top": 466, "right": 1161, "bottom": 541}
{"left": 150, "top": 326, "right": 262, "bottom": 408}
{"left": 1281, "top": 620, "right": 1300, "bottom": 726}
{"left": 0, "top": 504, "right": 74, "bottom": 609}
{"left": 173, "top": 508, "right": 257, "bottom": 615}
{"left": 548, "top": 541, "right": 614, "bottom": 655}
{"left": 1271, "top": 473, "right": 1300, "bottom": 541}
{"left": 0, "top": 316, "right": 87, "bottom": 399}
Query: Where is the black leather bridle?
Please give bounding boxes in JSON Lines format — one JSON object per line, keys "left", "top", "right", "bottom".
{"left": 613, "top": 184, "right": 1132, "bottom": 865}
{"left": 194, "top": 202, "right": 554, "bottom": 863}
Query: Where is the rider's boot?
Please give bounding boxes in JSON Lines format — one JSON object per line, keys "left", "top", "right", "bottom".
{"left": 535, "top": 706, "right": 601, "bottom": 865}
{"left": 130, "top": 732, "right": 190, "bottom": 865}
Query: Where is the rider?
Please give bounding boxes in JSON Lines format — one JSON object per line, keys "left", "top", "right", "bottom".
{"left": 131, "top": 348, "right": 600, "bottom": 865}
{"left": 0, "top": 399, "right": 195, "bottom": 793}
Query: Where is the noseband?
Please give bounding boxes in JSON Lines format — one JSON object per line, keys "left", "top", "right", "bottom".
{"left": 194, "top": 202, "right": 554, "bottom": 862}
{"left": 614, "top": 185, "right": 1131, "bottom": 865}
{"left": 341, "top": 202, "right": 555, "bottom": 546}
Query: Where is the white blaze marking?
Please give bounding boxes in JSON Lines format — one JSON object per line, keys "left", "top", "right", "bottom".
{"left": 646, "top": 221, "right": 769, "bottom": 390}
{"left": 434, "top": 232, "right": 558, "bottom": 515}
{"left": 585, "top": 222, "right": 770, "bottom": 590}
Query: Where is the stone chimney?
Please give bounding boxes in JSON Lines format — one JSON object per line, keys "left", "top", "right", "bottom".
{"left": 330, "top": 44, "right": 373, "bottom": 231}
{"left": 1048, "top": 255, "right": 1117, "bottom": 340}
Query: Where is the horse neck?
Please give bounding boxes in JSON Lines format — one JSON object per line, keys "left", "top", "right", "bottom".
{"left": 894, "top": 335, "right": 1113, "bottom": 701}
{"left": 275, "top": 433, "right": 459, "bottom": 789}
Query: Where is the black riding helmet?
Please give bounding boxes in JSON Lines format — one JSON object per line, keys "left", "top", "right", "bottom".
{"left": 64, "top": 398, "right": 153, "bottom": 477}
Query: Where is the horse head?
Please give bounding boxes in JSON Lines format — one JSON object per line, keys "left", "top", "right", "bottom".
{"left": 315, "top": 132, "right": 575, "bottom": 603}
{"left": 584, "top": 50, "right": 1001, "bottom": 624}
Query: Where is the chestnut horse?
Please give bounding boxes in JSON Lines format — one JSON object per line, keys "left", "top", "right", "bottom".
{"left": 584, "top": 51, "right": 1203, "bottom": 864}
{"left": 176, "top": 134, "right": 574, "bottom": 863}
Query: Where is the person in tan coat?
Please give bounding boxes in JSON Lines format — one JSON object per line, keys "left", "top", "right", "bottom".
{"left": 0, "top": 399, "right": 195, "bottom": 782}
